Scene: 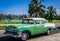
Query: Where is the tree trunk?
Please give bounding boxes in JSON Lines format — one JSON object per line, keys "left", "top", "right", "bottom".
{"left": 37, "top": 12, "right": 40, "bottom": 18}
{"left": 0, "top": 19, "right": 2, "bottom": 21}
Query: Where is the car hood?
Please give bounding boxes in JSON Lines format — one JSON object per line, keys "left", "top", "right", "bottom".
{"left": 6, "top": 24, "right": 34, "bottom": 28}
{"left": 5, "top": 24, "right": 34, "bottom": 32}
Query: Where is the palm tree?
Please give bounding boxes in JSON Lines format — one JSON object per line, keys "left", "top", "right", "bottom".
{"left": 47, "top": 6, "right": 57, "bottom": 22}
{"left": 28, "top": 0, "right": 45, "bottom": 18}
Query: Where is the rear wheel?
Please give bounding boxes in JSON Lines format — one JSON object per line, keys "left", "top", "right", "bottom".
{"left": 47, "top": 30, "right": 51, "bottom": 35}
{"left": 21, "top": 32, "right": 29, "bottom": 41}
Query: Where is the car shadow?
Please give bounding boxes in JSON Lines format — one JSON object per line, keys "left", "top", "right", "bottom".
{"left": 28, "top": 33, "right": 47, "bottom": 40}
{"left": 28, "top": 29, "right": 60, "bottom": 40}
{"left": 0, "top": 36, "right": 26, "bottom": 41}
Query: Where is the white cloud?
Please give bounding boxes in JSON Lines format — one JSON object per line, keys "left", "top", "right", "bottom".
{"left": 56, "top": 9, "right": 60, "bottom": 15}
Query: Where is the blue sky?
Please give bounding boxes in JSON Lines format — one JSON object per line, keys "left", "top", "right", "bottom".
{"left": 0, "top": 0, "right": 60, "bottom": 15}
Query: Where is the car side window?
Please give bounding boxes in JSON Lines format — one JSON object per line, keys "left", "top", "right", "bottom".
{"left": 40, "top": 20, "right": 46, "bottom": 24}
{"left": 35, "top": 20, "right": 40, "bottom": 24}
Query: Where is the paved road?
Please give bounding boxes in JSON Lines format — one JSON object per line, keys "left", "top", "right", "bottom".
{"left": 0, "top": 23, "right": 60, "bottom": 41}
{"left": 0, "top": 29, "right": 60, "bottom": 41}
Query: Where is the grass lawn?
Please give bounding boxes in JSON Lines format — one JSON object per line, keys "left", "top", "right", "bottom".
{"left": 48, "top": 20, "right": 60, "bottom": 23}
{"left": 0, "top": 20, "right": 21, "bottom": 30}
{"left": 0, "top": 20, "right": 22, "bottom": 24}
{"left": 0, "top": 20, "right": 60, "bottom": 30}
{"left": 52, "top": 20, "right": 60, "bottom": 23}
{"left": 0, "top": 20, "right": 60, "bottom": 24}
{"left": 0, "top": 26, "right": 6, "bottom": 30}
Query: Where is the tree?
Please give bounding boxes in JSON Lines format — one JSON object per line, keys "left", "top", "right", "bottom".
{"left": 0, "top": 14, "right": 3, "bottom": 21}
{"left": 28, "top": 0, "right": 45, "bottom": 18}
{"left": 57, "top": 15, "right": 60, "bottom": 20}
{"left": 46, "top": 6, "right": 57, "bottom": 22}
{"left": 20, "top": 15, "right": 27, "bottom": 18}
{"left": 7, "top": 14, "right": 13, "bottom": 22}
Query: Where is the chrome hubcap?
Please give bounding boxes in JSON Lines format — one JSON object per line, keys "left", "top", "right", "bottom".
{"left": 47, "top": 30, "right": 50, "bottom": 35}
{"left": 22, "top": 33, "right": 28, "bottom": 40}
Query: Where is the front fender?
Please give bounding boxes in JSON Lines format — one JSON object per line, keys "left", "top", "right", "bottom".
{"left": 17, "top": 27, "right": 31, "bottom": 34}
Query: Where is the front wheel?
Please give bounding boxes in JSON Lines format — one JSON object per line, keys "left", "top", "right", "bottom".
{"left": 21, "top": 32, "right": 29, "bottom": 41}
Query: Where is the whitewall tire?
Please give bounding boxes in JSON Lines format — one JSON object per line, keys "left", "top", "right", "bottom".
{"left": 47, "top": 30, "right": 51, "bottom": 35}
{"left": 21, "top": 32, "right": 29, "bottom": 41}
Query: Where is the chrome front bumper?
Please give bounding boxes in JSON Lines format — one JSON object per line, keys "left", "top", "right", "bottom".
{"left": 4, "top": 32, "right": 22, "bottom": 38}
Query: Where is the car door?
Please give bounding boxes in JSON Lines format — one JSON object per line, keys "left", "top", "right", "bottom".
{"left": 34, "top": 20, "right": 40, "bottom": 34}
{"left": 31, "top": 20, "right": 40, "bottom": 35}
{"left": 33, "top": 20, "right": 47, "bottom": 34}
{"left": 35, "top": 20, "right": 45, "bottom": 34}
{"left": 38, "top": 20, "right": 48, "bottom": 33}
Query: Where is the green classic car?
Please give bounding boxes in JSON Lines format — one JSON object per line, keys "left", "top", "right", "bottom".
{"left": 5, "top": 18, "right": 56, "bottom": 40}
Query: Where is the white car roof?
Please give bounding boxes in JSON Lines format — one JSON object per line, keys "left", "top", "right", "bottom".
{"left": 24, "top": 18, "right": 46, "bottom": 20}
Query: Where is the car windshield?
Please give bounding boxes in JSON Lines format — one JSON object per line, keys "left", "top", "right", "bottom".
{"left": 22, "top": 19, "right": 34, "bottom": 24}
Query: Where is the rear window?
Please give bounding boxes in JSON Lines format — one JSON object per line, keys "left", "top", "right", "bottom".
{"left": 40, "top": 20, "right": 47, "bottom": 24}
